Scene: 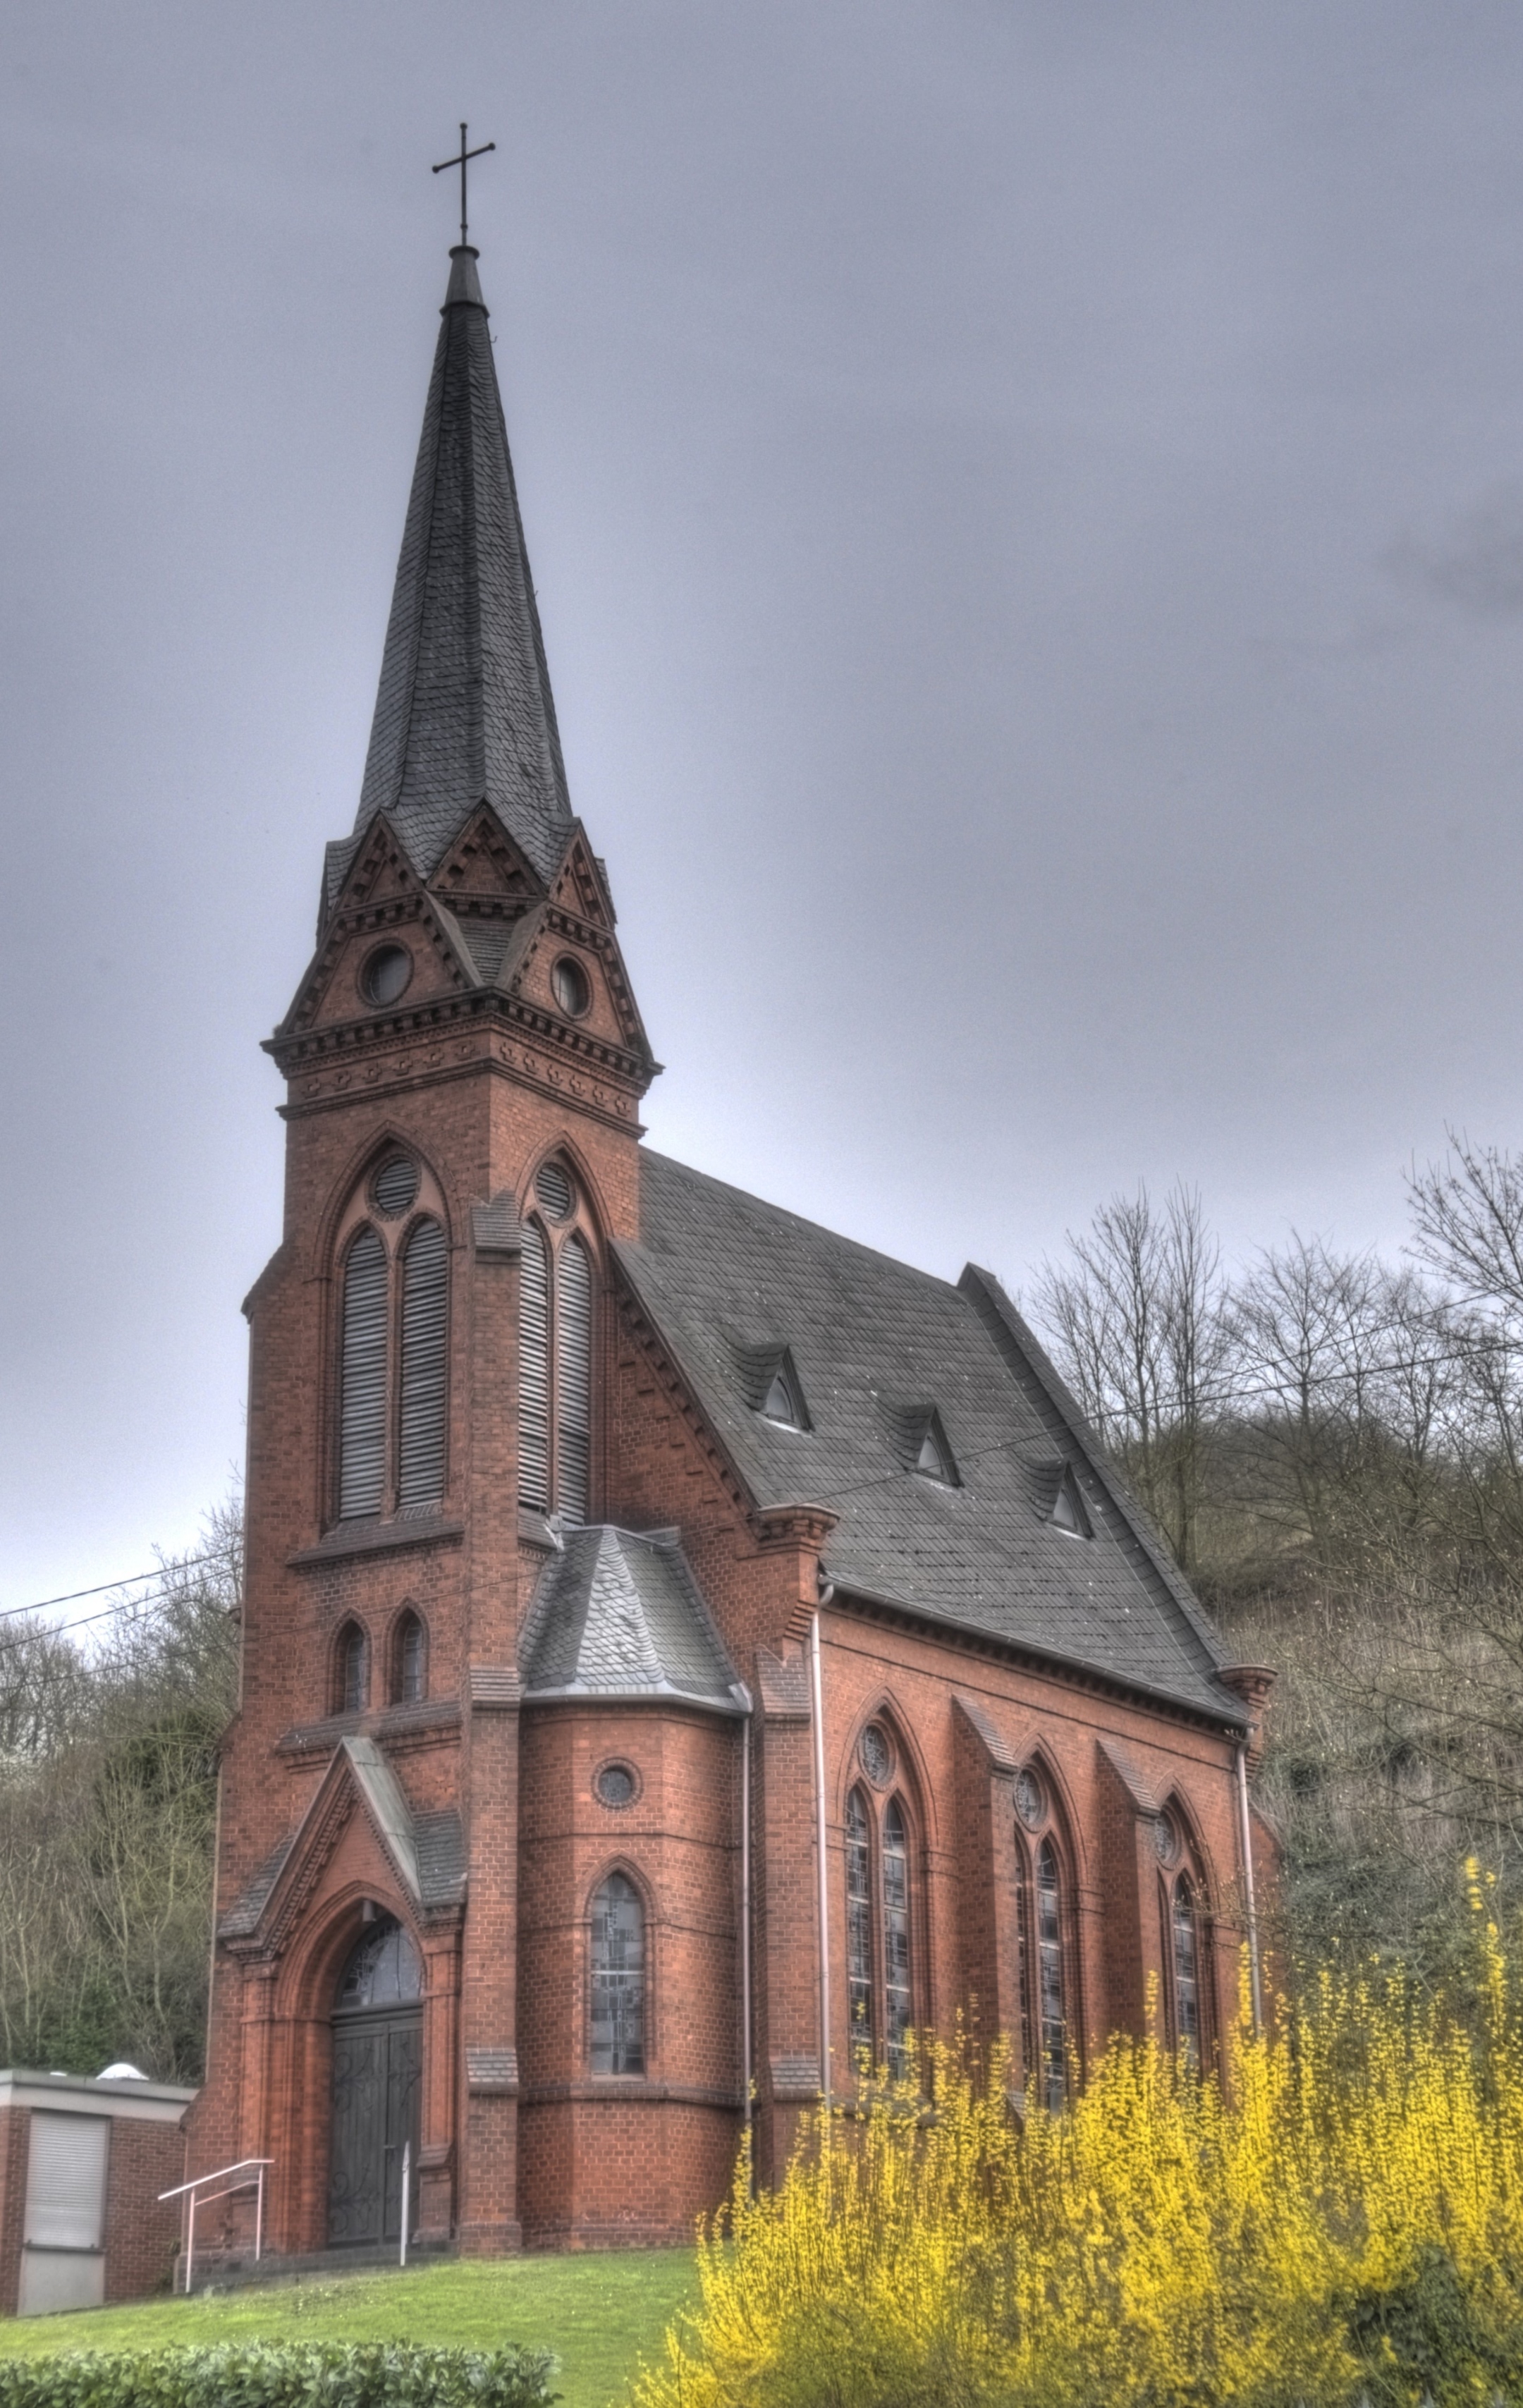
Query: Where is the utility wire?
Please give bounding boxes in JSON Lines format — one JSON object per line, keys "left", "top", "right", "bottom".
{"left": 0, "top": 1592, "right": 193, "bottom": 1664}
{"left": 0, "top": 1552, "right": 221, "bottom": 1627}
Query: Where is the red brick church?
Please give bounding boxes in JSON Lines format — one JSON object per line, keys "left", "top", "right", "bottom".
{"left": 193, "top": 234, "right": 1275, "bottom": 2256}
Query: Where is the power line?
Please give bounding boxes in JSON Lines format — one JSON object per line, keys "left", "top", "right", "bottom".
{"left": 0, "top": 1598, "right": 181, "bottom": 1664}
{"left": 0, "top": 1552, "right": 222, "bottom": 1627}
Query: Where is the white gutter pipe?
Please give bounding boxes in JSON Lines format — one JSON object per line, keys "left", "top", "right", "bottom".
{"left": 810, "top": 1596, "right": 833, "bottom": 2108}
{"left": 1235, "top": 1740, "right": 1263, "bottom": 2036}
{"left": 740, "top": 1702, "right": 754, "bottom": 2165}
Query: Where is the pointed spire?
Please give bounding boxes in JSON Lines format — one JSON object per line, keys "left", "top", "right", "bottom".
{"left": 348, "top": 245, "right": 573, "bottom": 890}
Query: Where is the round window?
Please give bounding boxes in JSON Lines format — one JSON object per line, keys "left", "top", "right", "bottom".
{"left": 552, "top": 955, "right": 591, "bottom": 1018}
{"left": 859, "top": 1724, "right": 893, "bottom": 1788}
{"left": 1015, "top": 1768, "right": 1046, "bottom": 1832}
{"left": 362, "top": 943, "right": 412, "bottom": 1006}
{"left": 372, "top": 1155, "right": 420, "bottom": 1216}
{"left": 595, "top": 1762, "right": 637, "bottom": 1808}
{"left": 1152, "top": 1812, "right": 1181, "bottom": 1868}
{"left": 534, "top": 1161, "right": 575, "bottom": 1221}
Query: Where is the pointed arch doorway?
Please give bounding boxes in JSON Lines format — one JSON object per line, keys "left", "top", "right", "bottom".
{"left": 328, "top": 1915, "right": 422, "bottom": 2247}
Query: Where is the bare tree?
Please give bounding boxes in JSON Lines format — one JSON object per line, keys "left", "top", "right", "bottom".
{"left": 1035, "top": 1182, "right": 1230, "bottom": 1572}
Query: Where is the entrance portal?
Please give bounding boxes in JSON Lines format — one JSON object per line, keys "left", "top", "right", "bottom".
{"left": 328, "top": 1916, "right": 422, "bottom": 2248}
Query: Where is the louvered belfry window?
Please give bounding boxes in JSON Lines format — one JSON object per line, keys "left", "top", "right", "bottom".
{"left": 518, "top": 1222, "right": 552, "bottom": 1512}
{"left": 398, "top": 1218, "right": 448, "bottom": 1510}
{"left": 339, "top": 1228, "right": 389, "bottom": 1517}
{"left": 518, "top": 1162, "right": 597, "bottom": 1524}
{"left": 334, "top": 1156, "right": 449, "bottom": 1522}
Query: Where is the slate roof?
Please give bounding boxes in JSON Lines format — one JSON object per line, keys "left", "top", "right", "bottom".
{"left": 216, "top": 1737, "right": 466, "bottom": 1939}
{"left": 520, "top": 1524, "right": 747, "bottom": 1713}
{"left": 616, "top": 1151, "right": 1245, "bottom": 1725}
{"left": 333, "top": 245, "right": 573, "bottom": 906}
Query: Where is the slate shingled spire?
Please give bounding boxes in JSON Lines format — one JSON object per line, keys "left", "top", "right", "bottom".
{"left": 348, "top": 244, "right": 573, "bottom": 888}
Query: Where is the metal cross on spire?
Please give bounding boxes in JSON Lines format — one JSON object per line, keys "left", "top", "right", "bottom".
{"left": 432, "top": 122, "right": 496, "bottom": 248}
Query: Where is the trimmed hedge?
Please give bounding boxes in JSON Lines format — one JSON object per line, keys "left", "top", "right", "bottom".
{"left": 0, "top": 2344, "right": 556, "bottom": 2408}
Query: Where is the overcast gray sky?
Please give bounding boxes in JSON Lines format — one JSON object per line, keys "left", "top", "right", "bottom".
{"left": 4, "top": 0, "right": 1523, "bottom": 1608}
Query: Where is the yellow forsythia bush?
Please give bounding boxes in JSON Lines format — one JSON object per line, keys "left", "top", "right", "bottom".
{"left": 639, "top": 1872, "right": 1523, "bottom": 2408}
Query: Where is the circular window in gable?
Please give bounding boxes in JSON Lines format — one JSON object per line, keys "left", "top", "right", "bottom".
{"left": 595, "top": 1761, "right": 639, "bottom": 1809}
{"left": 362, "top": 943, "right": 412, "bottom": 1007}
{"left": 552, "top": 955, "right": 591, "bottom": 1019}
{"left": 372, "top": 1155, "right": 420, "bottom": 1216}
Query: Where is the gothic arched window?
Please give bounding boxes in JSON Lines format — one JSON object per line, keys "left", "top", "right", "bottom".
{"left": 335, "top": 1914, "right": 422, "bottom": 2010}
{"left": 846, "top": 1787, "right": 873, "bottom": 2056}
{"left": 843, "top": 1770, "right": 918, "bottom": 2078}
{"left": 336, "top": 1620, "right": 369, "bottom": 1717}
{"left": 1172, "top": 1871, "right": 1201, "bottom": 2067}
{"left": 394, "top": 1610, "right": 427, "bottom": 1706}
{"left": 398, "top": 1219, "right": 448, "bottom": 1510}
{"left": 589, "top": 1871, "right": 644, "bottom": 2076}
{"left": 882, "top": 1799, "right": 914, "bottom": 2076}
{"left": 334, "top": 1154, "right": 449, "bottom": 1523}
{"left": 339, "top": 1228, "right": 388, "bottom": 1519}
{"left": 518, "top": 1162, "right": 597, "bottom": 1524}
{"left": 1013, "top": 1764, "right": 1075, "bottom": 2112}
{"left": 1036, "top": 1838, "right": 1068, "bottom": 2113}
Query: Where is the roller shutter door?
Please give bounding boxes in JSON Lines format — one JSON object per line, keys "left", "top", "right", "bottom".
{"left": 19, "top": 2113, "right": 108, "bottom": 2314}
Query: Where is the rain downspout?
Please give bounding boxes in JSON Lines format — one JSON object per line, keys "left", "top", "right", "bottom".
{"left": 810, "top": 1589, "right": 834, "bottom": 2109}
{"left": 1236, "top": 1739, "right": 1263, "bottom": 2036}
{"left": 740, "top": 1693, "right": 754, "bottom": 2172}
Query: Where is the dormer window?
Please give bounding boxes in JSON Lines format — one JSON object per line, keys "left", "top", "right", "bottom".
{"left": 1051, "top": 1467, "right": 1093, "bottom": 1540}
{"left": 913, "top": 1411, "right": 959, "bottom": 1488}
{"left": 760, "top": 1352, "right": 808, "bottom": 1430}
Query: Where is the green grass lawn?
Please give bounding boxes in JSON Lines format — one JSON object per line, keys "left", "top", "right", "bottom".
{"left": 0, "top": 2252, "right": 697, "bottom": 2408}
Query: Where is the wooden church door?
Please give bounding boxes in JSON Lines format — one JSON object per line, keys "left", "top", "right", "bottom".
{"left": 328, "top": 1917, "right": 423, "bottom": 2247}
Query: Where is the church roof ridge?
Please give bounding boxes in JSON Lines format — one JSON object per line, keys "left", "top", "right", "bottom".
{"left": 339, "top": 242, "right": 573, "bottom": 905}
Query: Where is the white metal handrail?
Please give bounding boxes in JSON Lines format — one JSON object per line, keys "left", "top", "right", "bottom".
{"left": 159, "top": 2158, "right": 273, "bottom": 2294}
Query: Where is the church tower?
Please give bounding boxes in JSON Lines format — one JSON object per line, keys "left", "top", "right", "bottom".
{"left": 197, "top": 237, "right": 668, "bottom": 2256}
{"left": 197, "top": 223, "right": 1273, "bottom": 2266}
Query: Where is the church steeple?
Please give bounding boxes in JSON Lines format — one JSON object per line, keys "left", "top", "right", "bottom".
{"left": 335, "top": 243, "right": 573, "bottom": 903}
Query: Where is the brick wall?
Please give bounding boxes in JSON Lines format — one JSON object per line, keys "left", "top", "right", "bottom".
{"left": 104, "top": 2117, "right": 185, "bottom": 2303}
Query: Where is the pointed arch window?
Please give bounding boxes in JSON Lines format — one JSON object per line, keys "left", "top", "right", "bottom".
{"left": 336, "top": 1621, "right": 369, "bottom": 1717}
{"left": 1036, "top": 1839, "right": 1068, "bottom": 2112}
{"left": 1013, "top": 1766, "right": 1075, "bottom": 2113}
{"left": 339, "top": 1230, "right": 388, "bottom": 1520}
{"left": 1171, "top": 1871, "right": 1201, "bottom": 2067}
{"left": 518, "top": 1163, "right": 598, "bottom": 1524}
{"left": 394, "top": 1611, "right": 427, "bottom": 1706}
{"left": 334, "top": 1156, "right": 449, "bottom": 1523}
{"left": 589, "top": 1871, "right": 644, "bottom": 2075}
{"left": 843, "top": 1777, "right": 918, "bottom": 2078}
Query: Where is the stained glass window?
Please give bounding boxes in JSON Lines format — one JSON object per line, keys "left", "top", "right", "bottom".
{"left": 883, "top": 1799, "right": 914, "bottom": 2078}
{"left": 1037, "top": 1838, "right": 1068, "bottom": 2113}
{"left": 590, "top": 1873, "right": 644, "bottom": 2076}
{"left": 1173, "top": 1873, "right": 1200, "bottom": 2068}
{"left": 846, "top": 1787, "right": 874, "bottom": 2060}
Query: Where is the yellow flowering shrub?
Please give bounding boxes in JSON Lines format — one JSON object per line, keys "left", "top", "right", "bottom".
{"left": 638, "top": 1871, "right": 1523, "bottom": 2408}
